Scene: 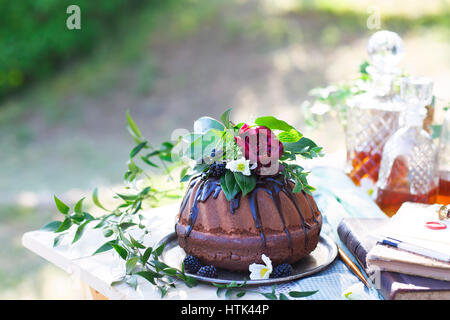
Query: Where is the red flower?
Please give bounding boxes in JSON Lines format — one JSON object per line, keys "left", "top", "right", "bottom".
{"left": 235, "top": 125, "right": 283, "bottom": 174}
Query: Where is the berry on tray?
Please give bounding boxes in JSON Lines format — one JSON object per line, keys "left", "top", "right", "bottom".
{"left": 183, "top": 255, "right": 203, "bottom": 273}
{"left": 197, "top": 265, "right": 218, "bottom": 278}
{"left": 271, "top": 263, "right": 293, "bottom": 278}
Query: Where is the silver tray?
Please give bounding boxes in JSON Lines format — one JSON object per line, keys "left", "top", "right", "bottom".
{"left": 158, "top": 233, "right": 337, "bottom": 285}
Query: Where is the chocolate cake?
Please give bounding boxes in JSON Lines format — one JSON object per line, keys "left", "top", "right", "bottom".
{"left": 176, "top": 174, "right": 322, "bottom": 272}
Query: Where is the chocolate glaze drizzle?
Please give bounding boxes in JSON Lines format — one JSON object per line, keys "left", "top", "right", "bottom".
{"left": 176, "top": 174, "right": 319, "bottom": 250}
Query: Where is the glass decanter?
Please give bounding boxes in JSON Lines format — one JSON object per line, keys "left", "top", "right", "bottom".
{"left": 437, "top": 108, "right": 450, "bottom": 205}
{"left": 375, "top": 77, "right": 438, "bottom": 217}
{"left": 345, "top": 30, "right": 404, "bottom": 186}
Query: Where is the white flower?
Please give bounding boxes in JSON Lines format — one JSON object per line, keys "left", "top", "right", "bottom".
{"left": 359, "top": 177, "right": 376, "bottom": 199}
{"left": 342, "top": 282, "right": 367, "bottom": 300}
{"left": 249, "top": 254, "right": 273, "bottom": 280}
{"left": 226, "top": 158, "right": 256, "bottom": 176}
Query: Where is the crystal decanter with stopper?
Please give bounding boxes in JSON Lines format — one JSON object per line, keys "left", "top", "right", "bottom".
{"left": 346, "top": 30, "right": 405, "bottom": 186}
{"left": 437, "top": 108, "right": 450, "bottom": 205}
{"left": 375, "top": 77, "right": 438, "bottom": 217}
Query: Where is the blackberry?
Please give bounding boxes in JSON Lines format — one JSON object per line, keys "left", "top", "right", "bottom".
{"left": 208, "top": 162, "right": 227, "bottom": 177}
{"left": 183, "top": 255, "right": 203, "bottom": 273}
{"left": 197, "top": 265, "right": 218, "bottom": 278}
{"left": 271, "top": 263, "right": 293, "bottom": 278}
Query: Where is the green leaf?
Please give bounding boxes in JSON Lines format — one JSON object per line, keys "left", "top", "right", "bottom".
{"left": 40, "top": 221, "right": 62, "bottom": 232}
{"left": 254, "top": 116, "right": 294, "bottom": 132}
{"left": 225, "top": 288, "right": 233, "bottom": 299}
{"left": 126, "top": 275, "right": 138, "bottom": 290}
{"left": 288, "top": 290, "right": 318, "bottom": 298}
{"left": 234, "top": 172, "right": 256, "bottom": 197}
{"left": 55, "top": 217, "right": 72, "bottom": 233}
{"left": 54, "top": 196, "right": 70, "bottom": 215}
{"left": 84, "top": 212, "right": 95, "bottom": 221}
{"left": 126, "top": 110, "right": 143, "bottom": 139}
{"left": 129, "top": 235, "right": 146, "bottom": 249}
{"left": 111, "top": 277, "right": 125, "bottom": 286}
{"left": 283, "top": 137, "right": 318, "bottom": 154}
{"left": 179, "top": 166, "right": 189, "bottom": 180}
{"left": 359, "top": 60, "right": 370, "bottom": 75}
{"left": 53, "top": 234, "right": 65, "bottom": 247}
{"left": 118, "top": 229, "right": 133, "bottom": 248}
{"left": 103, "top": 229, "right": 114, "bottom": 237}
{"left": 220, "top": 170, "right": 240, "bottom": 201}
{"left": 180, "top": 173, "right": 195, "bottom": 183}
{"left": 126, "top": 257, "right": 139, "bottom": 274}
{"left": 111, "top": 244, "right": 128, "bottom": 260}
{"left": 260, "top": 292, "right": 277, "bottom": 300}
{"left": 116, "top": 193, "right": 138, "bottom": 201}
{"left": 153, "top": 260, "right": 170, "bottom": 271}
{"left": 163, "top": 268, "right": 178, "bottom": 276}
{"left": 74, "top": 197, "right": 85, "bottom": 215}
{"left": 141, "top": 247, "right": 153, "bottom": 265}
{"left": 72, "top": 221, "right": 89, "bottom": 244}
{"left": 119, "top": 222, "right": 137, "bottom": 230}
{"left": 279, "top": 293, "right": 289, "bottom": 300}
{"left": 92, "top": 188, "right": 109, "bottom": 211}
{"left": 193, "top": 116, "right": 225, "bottom": 134}
{"left": 93, "top": 241, "right": 114, "bottom": 255}
{"left": 130, "top": 141, "right": 147, "bottom": 158}
{"left": 220, "top": 108, "right": 233, "bottom": 129}
{"left": 216, "top": 287, "right": 224, "bottom": 297}
{"left": 184, "top": 276, "right": 198, "bottom": 288}
{"left": 140, "top": 156, "right": 159, "bottom": 168}
{"left": 278, "top": 128, "right": 302, "bottom": 143}
{"left": 136, "top": 271, "right": 159, "bottom": 285}
{"left": 153, "top": 243, "right": 166, "bottom": 257}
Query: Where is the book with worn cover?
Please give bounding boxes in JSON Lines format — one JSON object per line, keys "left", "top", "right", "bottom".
{"left": 337, "top": 217, "right": 450, "bottom": 300}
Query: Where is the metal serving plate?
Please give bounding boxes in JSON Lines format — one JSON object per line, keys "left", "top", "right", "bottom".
{"left": 158, "top": 232, "right": 337, "bottom": 285}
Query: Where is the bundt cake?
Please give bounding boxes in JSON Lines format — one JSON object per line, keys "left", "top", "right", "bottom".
{"left": 176, "top": 174, "right": 322, "bottom": 272}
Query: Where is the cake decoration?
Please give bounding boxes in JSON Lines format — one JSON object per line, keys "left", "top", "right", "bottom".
{"left": 271, "top": 263, "right": 294, "bottom": 278}
{"left": 197, "top": 265, "right": 218, "bottom": 278}
{"left": 249, "top": 254, "right": 273, "bottom": 280}
{"left": 176, "top": 108, "right": 324, "bottom": 272}
{"left": 183, "top": 255, "right": 203, "bottom": 274}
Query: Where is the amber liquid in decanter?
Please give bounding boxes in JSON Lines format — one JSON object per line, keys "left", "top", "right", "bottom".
{"left": 375, "top": 157, "right": 438, "bottom": 217}
{"left": 437, "top": 171, "right": 450, "bottom": 205}
{"left": 348, "top": 149, "right": 382, "bottom": 185}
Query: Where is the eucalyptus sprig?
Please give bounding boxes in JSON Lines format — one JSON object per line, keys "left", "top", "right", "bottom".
{"left": 42, "top": 111, "right": 195, "bottom": 297}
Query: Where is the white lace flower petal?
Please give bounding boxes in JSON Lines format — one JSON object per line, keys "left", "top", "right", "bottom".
{"left": 342, "top": 282, "right": 367, "bottom": 300}
{"left": 249, "top": 264, "right": 271, "bottom": 280}
{"left": 248, "top": 254, "right": 273, "bottom": 280}
{"left": 261, "top": 254, "right": 273, "bottom": 270}
{"left": 226, "top": 158, "right": 253, "bottom": 175}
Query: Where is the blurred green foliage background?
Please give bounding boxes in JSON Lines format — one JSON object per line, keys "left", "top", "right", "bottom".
{"left": 0, "top": 0, "right": 449, "bottom": 299}
{"left": 0, "top": 0, "right": 146, "bottom": 98}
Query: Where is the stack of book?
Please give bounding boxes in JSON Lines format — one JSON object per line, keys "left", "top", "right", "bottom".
{"left": 338, "top": 202, "right": 450, "bottom": 300}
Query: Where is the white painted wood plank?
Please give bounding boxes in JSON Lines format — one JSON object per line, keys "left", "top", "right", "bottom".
{"left": 22, "top": 202, "right": 261, "bottom": 299}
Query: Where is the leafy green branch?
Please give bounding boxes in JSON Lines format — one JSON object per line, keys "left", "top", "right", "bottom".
{"left": 41, "top": 110, "right": 321, "bottom": 299}
{"left": 213, "top": 282, "right": 318, "bottom": 300}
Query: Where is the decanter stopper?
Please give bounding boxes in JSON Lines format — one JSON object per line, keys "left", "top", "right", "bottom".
{"left": 367, "top": 30, "right": 404, "bottom": 73}
{"left": 400, "top": 76, "right": 433, "bottom": 127}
